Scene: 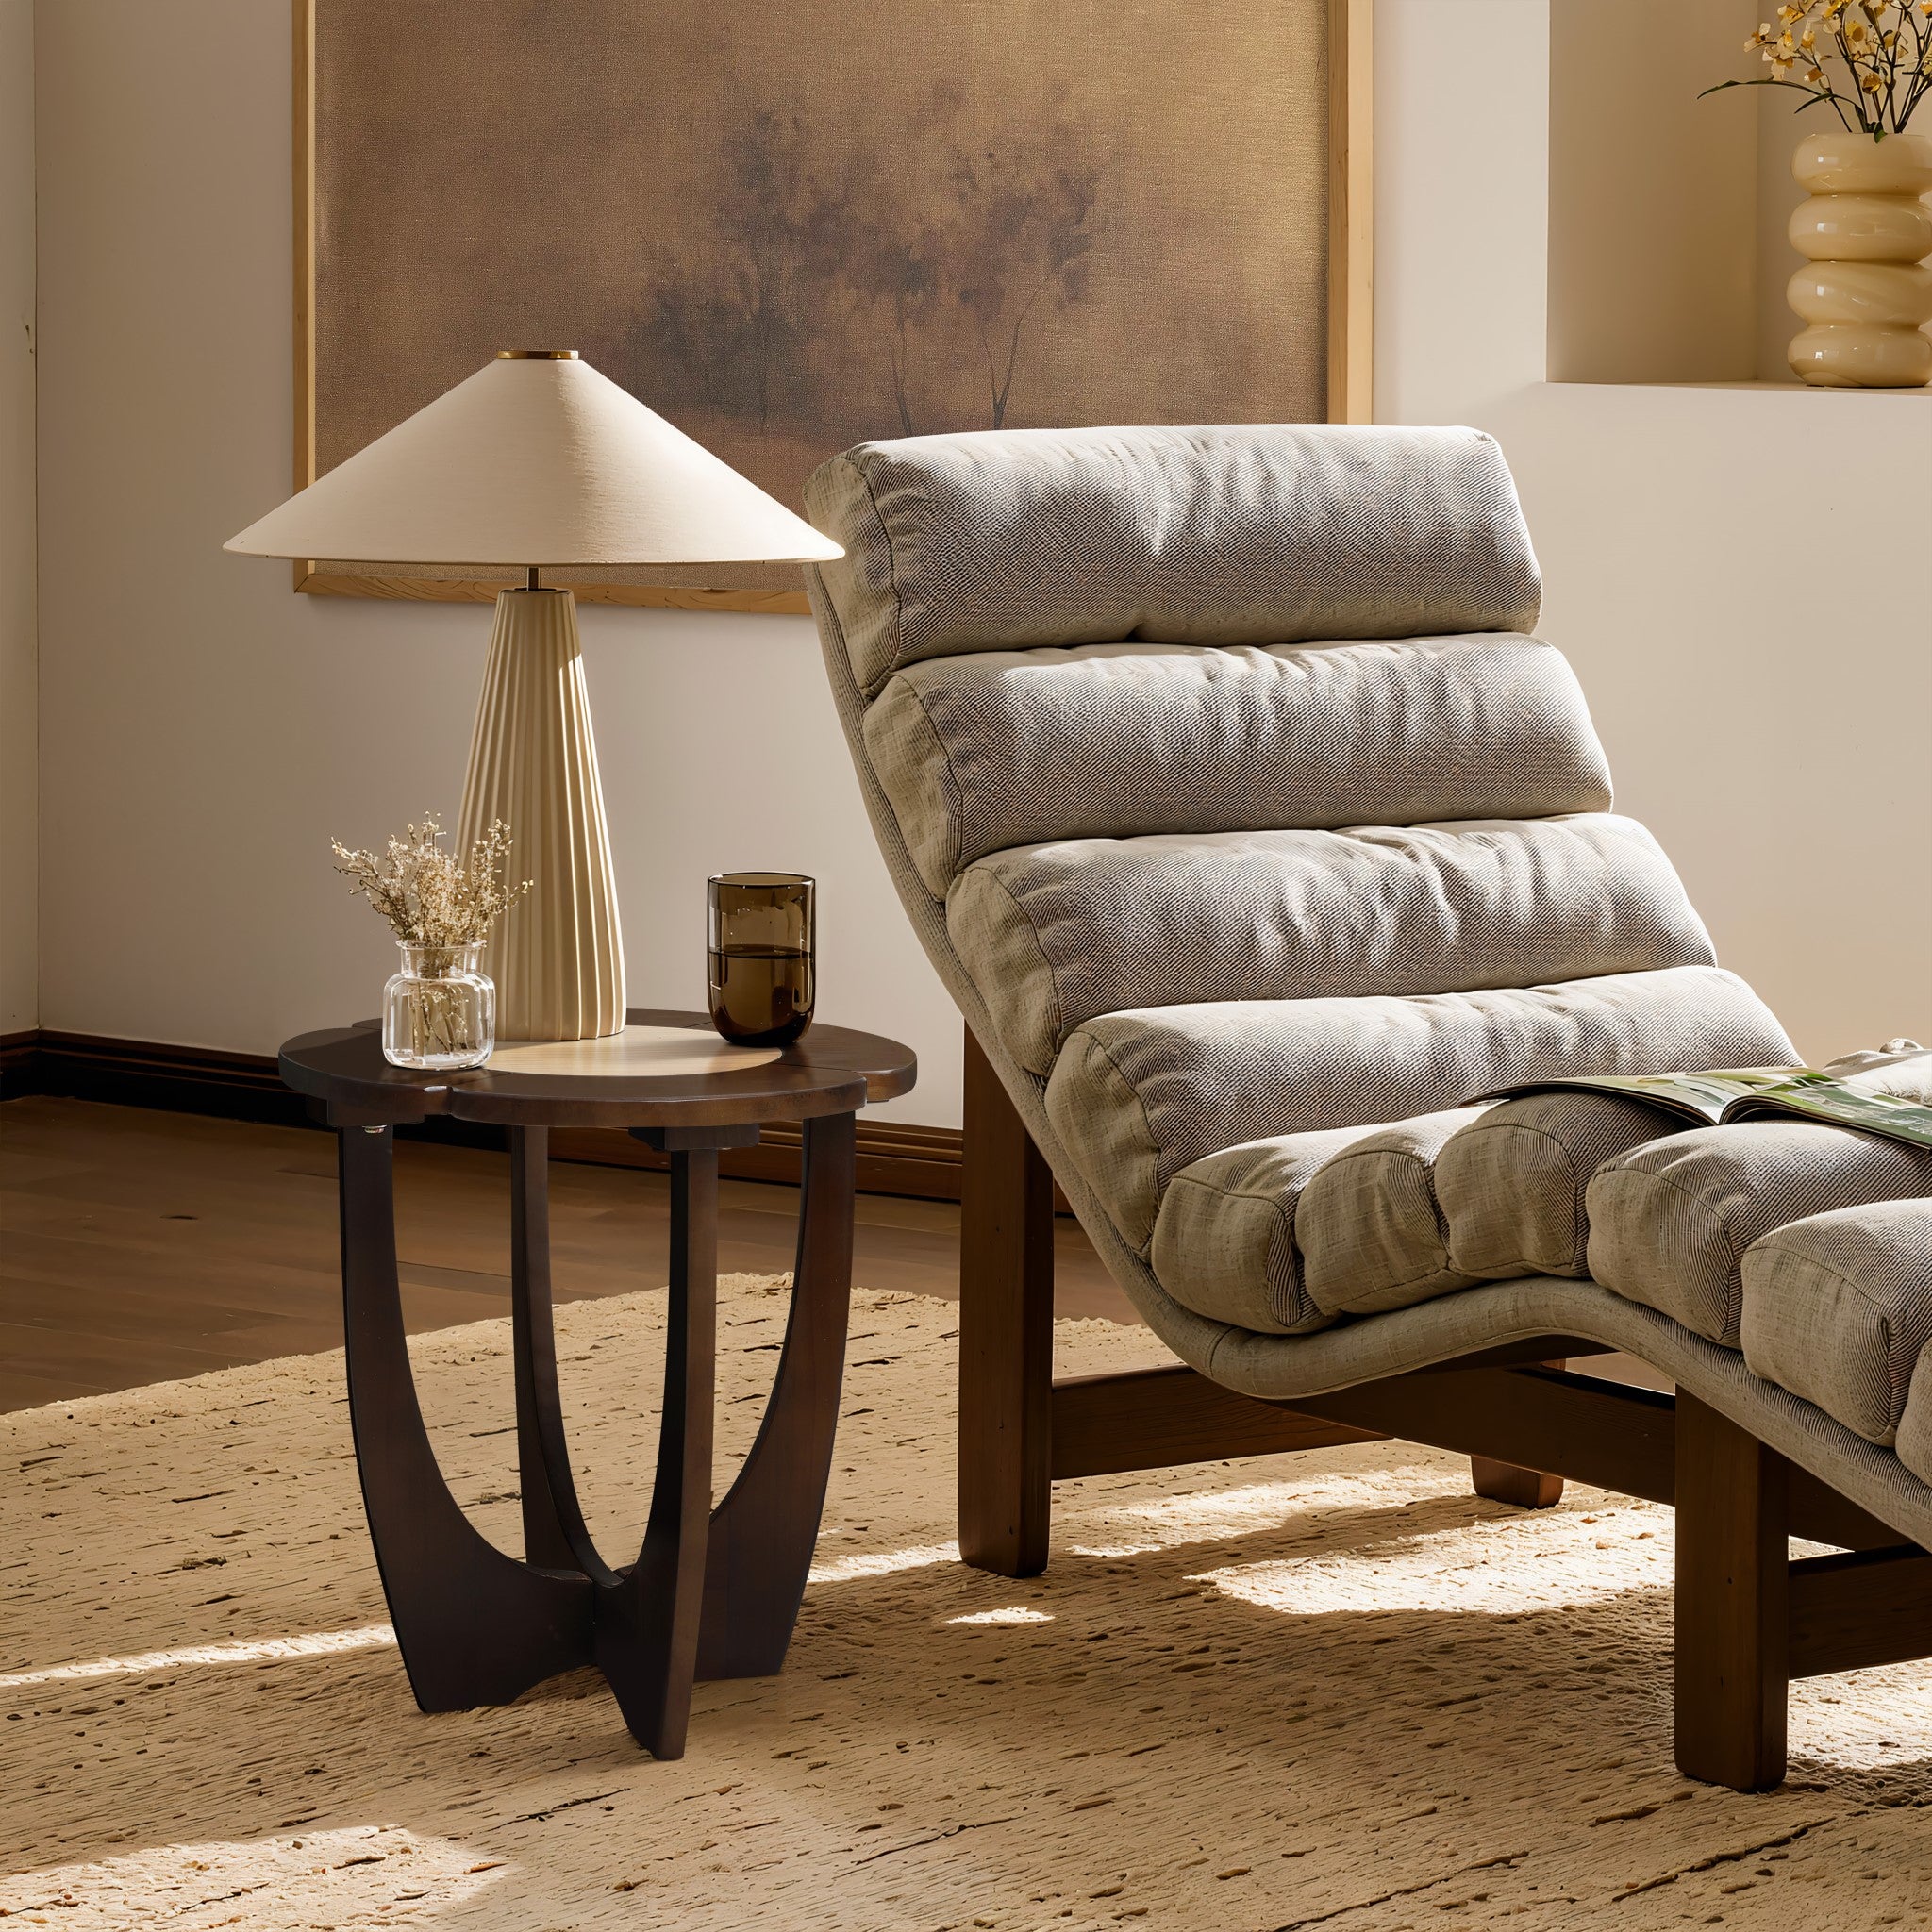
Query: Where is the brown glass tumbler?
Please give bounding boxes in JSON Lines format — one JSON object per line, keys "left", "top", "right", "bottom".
{"left": 708, "top": 873, "right": 816, "bottom": 1047}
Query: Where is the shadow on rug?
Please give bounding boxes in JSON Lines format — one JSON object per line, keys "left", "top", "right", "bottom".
{"left": 2, "top": 1274, "right": 1927, "bottom": 1930}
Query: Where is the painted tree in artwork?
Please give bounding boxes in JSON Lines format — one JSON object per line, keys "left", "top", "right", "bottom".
{"left": 621, "top": 85, "right": 1104, "bottom": 442}
{"left": 945, "top": 139, "right": 1097, "bottom": 428}
{"left": 850, "top": 226, "right": 941, "bottom": 437}
{"left": 623, "top": 112, "right": 823, "bottom": 435}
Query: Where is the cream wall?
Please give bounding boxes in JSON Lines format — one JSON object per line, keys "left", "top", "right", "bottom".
{"left": 30, "top": 0, "right": 1932, "bottom": 1131}
{"left": 1548, "top": 0, "right": 1760, "bottom": 386}
{"left": 1, "top": 0, "right": 35, "bottom": 1035}
{"left": 32, "top": 1, "right": 952, "bottom": 1121}
{"left": 1381, "top": 0, "right": 1929, "bottom": 1059}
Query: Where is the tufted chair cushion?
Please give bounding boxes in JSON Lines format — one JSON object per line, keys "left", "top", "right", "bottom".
{"left": 1294, "top": 1108, "right": 1494, "bottom": 1317}
{"left": 1899, "top": 1337, "right": 1932, "bottom": 1484}
{"left": 1740, "top": 1199, "right": 1932, "bottom": 1445}
{"left": 806, "top": 424, "right": 1543, "bottom": 694}
{"left": 1436, "top": 1090, "right": 1695, "bottom": 1279}
{"left": 1147, "top": 1124, "right": 1389, "bottom": 1336}
{"left": 1586, "top": 1124, "right": 1932, "bottom": 1347}
{"left": 863, "top": 634, "right": 1611, "bottom": 897}
{"left": 950, "top": 815, "right": 1719, "bottom": 1076}
{"left": 1047, "top": 967, "right": 1790, "bottom": 1253}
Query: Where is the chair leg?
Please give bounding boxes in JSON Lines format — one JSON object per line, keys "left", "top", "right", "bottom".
{"left": 1470, "top": 1455, "right": 1566, "bottom": 1508}
{"left": 958, "top": 1025, "right": 1057, "bottom": 1577}
{"left": 1674, "top": 1389, "right": 1790, "bottom": 1792}
{"left": 1470, "top": 1359, "right": 1567, "bottom": 1507}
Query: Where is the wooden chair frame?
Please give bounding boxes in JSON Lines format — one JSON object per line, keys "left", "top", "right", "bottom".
{"left": 958, "top": 1028, "right": 1932, "bottom": 1792}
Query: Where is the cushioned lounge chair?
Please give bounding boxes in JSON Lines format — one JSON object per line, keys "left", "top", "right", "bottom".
{"left": 802, "top": 425, "right": 1932, "bottom": 1792}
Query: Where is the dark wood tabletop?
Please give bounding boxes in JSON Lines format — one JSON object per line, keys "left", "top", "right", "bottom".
{"left": 279, "top": 1008, "right": 917, "bottom": 1129}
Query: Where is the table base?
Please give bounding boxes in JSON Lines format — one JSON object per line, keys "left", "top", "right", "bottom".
{"left": 333, "top": 1111, "right": 857, "bottom": 1758}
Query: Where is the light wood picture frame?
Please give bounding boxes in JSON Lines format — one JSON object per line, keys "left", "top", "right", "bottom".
{"left": 291, "top": 0, "right": 1373, "bottom": 611}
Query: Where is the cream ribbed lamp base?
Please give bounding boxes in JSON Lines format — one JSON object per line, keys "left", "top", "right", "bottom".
{"left": 457, "top": 589, "right": 625, "bottom": 1041}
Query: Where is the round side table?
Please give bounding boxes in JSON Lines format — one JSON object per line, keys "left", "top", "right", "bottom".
{"left": 278, "top": 1008, "right": 916, "bottom": 1759}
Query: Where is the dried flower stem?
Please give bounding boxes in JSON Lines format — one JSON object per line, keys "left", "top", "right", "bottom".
{"left": 332, "top": 814, "right": 532, "bottom": 946}
{"left": 1704, "top": 1, "right": 1932, "bottom": 136}
{"left": 401, "top": 977, "right": 479, "bottom": 1059}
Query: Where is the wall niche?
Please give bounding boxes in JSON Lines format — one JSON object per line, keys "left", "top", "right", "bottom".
{"left": 1548, "top": 0, "right": 1923, "bottom": 389}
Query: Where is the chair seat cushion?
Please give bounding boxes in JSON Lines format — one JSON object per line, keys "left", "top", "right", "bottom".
{"left": 1296, "top": 1108, "right": 1494, "bottom": 1316}
{"left": 1436, "top": 1091, "right": 1694, "bottom": 1279}
{"left": 1148, "top": 1124, "right": 1388, "bottom": 1334}
{"left": 1045, "top": 965, "right": 1793, "bottom": 1252}
{"left": 1740, "top": 1200, "right": 1932, "bottom": 1445}
{"left": 1898, "top": 1344, "right": 1932, "bottom": 1485}
{"left": 865, "top": 634, "right": 1613, "bottom": 896}
{"left": 951, "top": 815, "right": 1715, "bottom": 1076}
{"left": 1586, "top": 1124, "right": 1932, "bottom": 1346}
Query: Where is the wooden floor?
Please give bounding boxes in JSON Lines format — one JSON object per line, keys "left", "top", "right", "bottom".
{"left": 0, "top": 1096, "right": 1138, "bottom": 1412}
{"left": 0, "top": 1096, "right": 1665, "bottom": 1416}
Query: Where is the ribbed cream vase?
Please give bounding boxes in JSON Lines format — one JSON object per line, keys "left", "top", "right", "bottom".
{"left": 1786, "top": 128, "right": 1932, "bottom": 388}
{"left": 457, "top": 589, "right": 625, "bottom": 1041}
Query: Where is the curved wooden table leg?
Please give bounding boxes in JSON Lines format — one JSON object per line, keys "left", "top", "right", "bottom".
{"left": 336, "top": 1125, "right": 592, "bottom": 1712}
{"left": 598, "top": 1148, "right": 719, "bottom": 1759}
{"left": 698, "top": 1110, "right": 858, "bottom": 1681}
{"left": 508, "top": 1127, "right": 608, "bottom": 1579}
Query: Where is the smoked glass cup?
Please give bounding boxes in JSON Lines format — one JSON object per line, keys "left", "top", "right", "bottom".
{"left": 708, "top": 873, "right": 815, "bottom": 1047}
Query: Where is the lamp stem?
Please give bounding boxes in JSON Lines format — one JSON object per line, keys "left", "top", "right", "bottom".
{"left": 458, "top": 586, "right": 625, "bottom": 1041}
{"left": 526, "top": 565, "right": 543, "bottom": 591}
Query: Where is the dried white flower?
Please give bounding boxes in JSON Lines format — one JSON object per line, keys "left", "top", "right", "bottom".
{"left": 331, "top": 813, "right": 533, "bottom": 946}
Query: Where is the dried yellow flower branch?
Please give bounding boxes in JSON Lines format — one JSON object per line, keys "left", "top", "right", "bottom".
{"left": 1707, "top": 0, "right": 1932, "bottom": 133}
{"left": 331, "top": 813, "right": 533, "bottom": 946}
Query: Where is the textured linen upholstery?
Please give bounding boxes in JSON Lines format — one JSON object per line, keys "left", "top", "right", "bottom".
{"left": 1148, "top": 1124, "right": 1389, "bottom": 1335}
{"left": 1740, "top": 1200, "right": 1932, "bottom": 1444}
{"left": 805, "top": 425, "right": 1543, "bottom": 694}
{"left": 1899, "top": 1348, "right": 1932, "bottom": 1485}
{"left": 1586, "top": 1124, "right": 1932, "bottom": 1346}
{"left": 1437, "top": 1091, "right": 1692, "bottom": 1279}
{"left": 1820, "top": 1041, "right": 1932, "bottom": 1101}
{"left": 1046, "top": 967, "right": 1790, "bottom": 1252}
{"left": 806, "top": 422, "right": 1932, "bottom": 1549}
{"left": 951, "top": 815, "right": 1716, "bottom": 1076}
{"left": 865, "top": 635, "right": 1611, "bottom": 897}
{"left": 1295, "top": 1108, "right": 1493, "bottom": 1316}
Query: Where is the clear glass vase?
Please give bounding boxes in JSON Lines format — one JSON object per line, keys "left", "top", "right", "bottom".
{"left": 382, "top": 941, "right": 495, "bottom": 1070}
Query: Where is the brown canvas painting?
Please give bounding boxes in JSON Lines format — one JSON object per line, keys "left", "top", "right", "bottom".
{"left": 308, "top": 0, "right": 1341, "bottom": 600}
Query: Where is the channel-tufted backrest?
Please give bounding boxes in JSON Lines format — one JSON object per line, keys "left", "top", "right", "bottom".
{"left": 806, "top": 424, "right": 1593, "bottom": 906}
{"left": 804, "top": 424, "right": 1790, "bottom": 1281}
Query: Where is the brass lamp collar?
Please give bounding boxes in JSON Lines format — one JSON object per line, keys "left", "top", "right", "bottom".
{"left": 496, "top": 349, "right": 579, "bottom": 359}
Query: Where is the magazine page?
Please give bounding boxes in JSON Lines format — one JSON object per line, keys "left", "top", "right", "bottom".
{"left": 1471, "top": 1069, "right": 1802, "bottom": 1124}
{"left": 1722, "top": 1073, "right": 1932, "bottom": 1151}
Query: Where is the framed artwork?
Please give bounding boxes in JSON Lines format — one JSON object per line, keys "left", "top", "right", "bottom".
{"left": 293, "top": 0, "right": 1372, "bottom": 611}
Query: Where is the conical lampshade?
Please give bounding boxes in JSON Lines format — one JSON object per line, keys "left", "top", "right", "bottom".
{"left": 225, "top": 352, "right": 842, "bottom": 567}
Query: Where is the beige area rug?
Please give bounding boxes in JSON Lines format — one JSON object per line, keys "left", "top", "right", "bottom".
{"left": 3, "top": 1277, "right": 1929, "bottom": 1932}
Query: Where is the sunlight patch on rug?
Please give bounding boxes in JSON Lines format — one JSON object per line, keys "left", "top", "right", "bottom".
{"left": 0, "top": 1624, "right": 398, "bottom": 1690}
{"left": 1060, "top": 1469, "right": 1470, "bottom": 1558}
{"left": 1196, "top": 1499, "right": 1666, "bottom": 1617}
{"left": 0, "top": 1824, "right": 501, "bottom": 1928}
{"left": 806, "top": 1540, "right": 959, "bottom": 1584}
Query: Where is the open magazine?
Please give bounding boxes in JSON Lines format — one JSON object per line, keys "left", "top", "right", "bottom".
{"left": 1474, "top": 1065, "right": 1932, "bottom": 1152}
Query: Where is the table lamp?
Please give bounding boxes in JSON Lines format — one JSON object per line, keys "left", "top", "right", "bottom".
{"left": 225, "top": 351, "right": 842, "bottom": 1041}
